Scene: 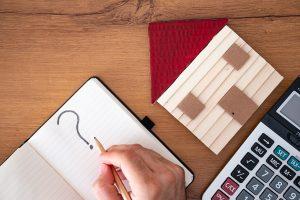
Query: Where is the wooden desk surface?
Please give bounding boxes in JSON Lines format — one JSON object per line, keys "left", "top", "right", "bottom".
{"left": 0, "top": 1, "right": 299, "bottom": 199}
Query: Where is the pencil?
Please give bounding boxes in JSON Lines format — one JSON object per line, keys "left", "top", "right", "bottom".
{"left": 94, "top": 137, "right": 132, "bottom": 200}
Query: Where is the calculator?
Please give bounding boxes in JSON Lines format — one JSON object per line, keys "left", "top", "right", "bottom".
{"left": 203, "top": 77, "right": 300, "bottom": 200}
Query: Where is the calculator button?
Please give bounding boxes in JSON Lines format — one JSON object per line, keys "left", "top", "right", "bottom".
{"left": 258, "top": 133, "right": 274, "bottom": 148}
{"left": 280, "top": 165, "right": 296, "bottom": 180}
{"left": 212, "top": 190, "right": 229, "bottom": 200}
{"left": 231, "top": 165, "right": 249, "bottom": 183}
{"left": 259, "top": 188, "right": 278, "bottom": 200}
{"left": 251, "top": 142, "right": 267, "bottom": 157}
{"left": 241, "top": 152, "right": 259, "bottom": 170}
{"left": 256, "top": 164, "right": 274, "bottom": 183}
{"left": 246, "top": 177, "right": 264, "bottom": 195}
{"left": 266, "top": 154, "right": 282, "bottom": 169}
{"left": 236, "top": 189, "right": 254, "bottom": 200}
{"left": 269, "top": 175, "right": 288, "bottom": 194}
{"left": 287, "top": 156, "right": 300, "bottom": 171}
{"left": 294, "top": 177, "right": 300, "bottom": 189}
{"left": 274, "top": 145, "right": 290, "bottom": 161}
{"left": 221, "top": 177, "right": 239, "bottom": 196}
{"left": 283, "top": 186, "right": 300, "bottom": 200}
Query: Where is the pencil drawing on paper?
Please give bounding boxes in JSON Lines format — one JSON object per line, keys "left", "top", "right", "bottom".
{"left": 57, "top": 110, "right": 93, "bottom": 150}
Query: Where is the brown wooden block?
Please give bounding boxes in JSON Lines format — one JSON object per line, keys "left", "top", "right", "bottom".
{"left": 219, "top": 86, "right": 257, "bottom": 124}
{"left": 178, "top": 93, "right": 205, "bottom": 119}
{"left": 223, "top": 43, "right": 250, "bottom": 70}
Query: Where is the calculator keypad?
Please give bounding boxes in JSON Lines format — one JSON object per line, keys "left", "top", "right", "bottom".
{"left": 256, "top": 164, "right": 274, "bottom": 183}
{"left": 246, "top": 177, "right": 264, "bottom": 195}
{"left": 294, "top": 177, "right": 300, "bottom": 189}
{"left": 231, "top": 165, "right": 249, "bottom": 183}
{"left": 287, "top": 156, "right": 300, "bottom": 171}
{"left": 258, "top": 133, "right": 274, "bottom": 148}
{"left": 283, "top": 187, "right": 300, "bottom": 200}
{"left": 236, "top": 189, "right": 254, "bottom": 200}
{"left": 221, "top": 178, "right": 239, "bottom": 196}
{"left": 274, "top": 145, "right": 290, "bottom": 160}
{"left": 269, "top": 175, "right": 288, "bottom": 193}
{"left": 212, "top": 190, "right": 228, "bottom": 200}
{"left": 266, "top": 154, "right": 282, "bottom": 169}
{"left": 205, "top": 129, "right": 300, "bottom": 200}
{"left": 241, "top": 153, "right": 259, "bottom": 170}
{"left": 251, "top": 142, "right": 267, "bottom": 157}
{"left": 259, "top": 188, "right": 278, "bottom": 200}
{"left": 280, "top": 165, "right": 296, "bottom": 180}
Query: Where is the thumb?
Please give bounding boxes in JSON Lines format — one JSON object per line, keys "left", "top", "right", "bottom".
{"left": 93, "top": 164, "right": 122, "bottom": 200}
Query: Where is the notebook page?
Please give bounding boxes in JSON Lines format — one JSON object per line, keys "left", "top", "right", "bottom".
{"left": 0, "top": 143, "right": 82, "bottom": 200}
{"left": 29, "top": 78, "right": 193, "bottom": 200}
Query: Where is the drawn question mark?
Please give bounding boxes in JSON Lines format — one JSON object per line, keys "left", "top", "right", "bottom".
{"left": 57, "top": 110, "right": 93, "bottom": 150}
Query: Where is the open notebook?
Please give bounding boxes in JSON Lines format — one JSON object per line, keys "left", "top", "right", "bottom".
{"left": 0, "top": 77, "right": 194, "bottom": 200}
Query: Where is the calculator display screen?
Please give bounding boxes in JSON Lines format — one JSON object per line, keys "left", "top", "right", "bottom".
{"left": 277, "top": 91, "right": 300, "bottom": 130}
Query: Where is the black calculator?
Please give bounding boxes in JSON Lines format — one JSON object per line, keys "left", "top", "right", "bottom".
{"left": 203, "top": 77, "right": 300, "bottom": 200}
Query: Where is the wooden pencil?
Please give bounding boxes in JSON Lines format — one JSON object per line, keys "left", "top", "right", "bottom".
{"left": 94, "top": 137, "right": 132, "bottom": 200}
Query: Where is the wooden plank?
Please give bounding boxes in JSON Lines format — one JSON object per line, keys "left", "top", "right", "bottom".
{"left": 201, "top": 66, "right": 281, "bottom": 152}
{"left": 201, "top": 112, "right": 233, "bottom": 146}
{"left": 235, "top": 56, "right": 267, "bottom": 90}
{"left": 157, "top": 26, "right": 232, "bottom": 105}
{"left": 0, "top": 0, "right": 299, "bottom": 23}
{"left": 187, "top": 48, "right": 259, "bottom": 130}
{"left": 189, "top": 45, "right": 259, "bottom": 145}
{"left": 191, "top": 38, "right": 246, "bottom": 97}
{"left": 194, "top": 105, "right": 224, "bottom": 138}
{"left": 199, "top": 57, "right": 272, "bottom": 150}
{"left": 172, "top": 108, "right": 183, "bottom": 119}
{"left": 179, "top": 114, "right": 191, "bottom": 125}
{"left": 163, "top": 30, "right": 239, "bottom": 112}
{"left": 171, "top": 38, "right": 246, "bottom": 126}
{"left": 198, "top": 39, "right": 246, "bottom": 102}
{"left": 191, "top": 59, "right": 227, "bottom": 97}
{"left": 171, "top": 38, "right": 245, "bottom": 125}
{"left": 252, "top": 71, "right": 283, "bottom": 105}
{"left": 244, "top": 64, "right": 275, "bottom": 97}
{"left": 199, "top": 64, "right": 234, "bottom": 103}
{"left": 154, "top": 1, "right": 300, "bottom": 20}
{"left": 210, "top": 120, "right": 242, "bottom": 154}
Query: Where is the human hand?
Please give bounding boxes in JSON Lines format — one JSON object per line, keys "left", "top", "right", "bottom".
{"left": 93, "top": 144, "right": 186, "bottom": 200}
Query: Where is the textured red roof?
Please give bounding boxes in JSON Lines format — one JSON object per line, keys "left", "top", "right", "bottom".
{"left": 148, "top": 18, "right": 228, "bottom": 103}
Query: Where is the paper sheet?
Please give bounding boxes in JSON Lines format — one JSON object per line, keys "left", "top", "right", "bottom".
{"left": 0, "top": 143, "right": 82, "bottom": 200}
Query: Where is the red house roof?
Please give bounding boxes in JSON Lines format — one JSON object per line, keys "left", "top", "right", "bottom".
{"left": 148, "top": 18, "right": 228, "bottom": 103}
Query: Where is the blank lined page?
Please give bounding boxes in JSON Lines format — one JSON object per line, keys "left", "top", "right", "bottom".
{"left": 0, "top": 143, "right": 82, "bottom": 200}
{"left": 29, "top": 78, "right": 193, "bottom": 200}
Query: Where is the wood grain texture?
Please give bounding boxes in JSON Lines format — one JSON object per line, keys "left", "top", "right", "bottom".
{"left": 0, "top": 0, "right": 299, "bottom": 21}
{"left": 0, "top": 1, "right": 299, "bottom": 199}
